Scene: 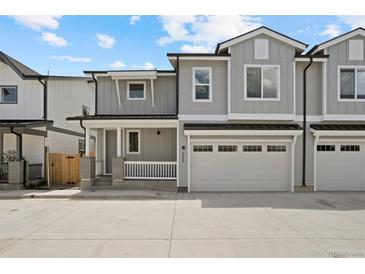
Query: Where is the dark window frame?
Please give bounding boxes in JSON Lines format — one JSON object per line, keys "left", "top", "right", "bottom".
{"left": 340, "top": 145, "right": 360, "bottom": 152}
{"left": 317, "top": 145, "right": 336, "bottom": 152}
{"left": 193, "top": 145, "right": 213, "bottom": 152}
{"left": 267, "top": 145, "right": 287, "bottom": 152}
{"left": 218, "top": 145, "right": 238, "bottom": 152}
{"left": 0, "top": 85, "right": 18, "bottom": 104}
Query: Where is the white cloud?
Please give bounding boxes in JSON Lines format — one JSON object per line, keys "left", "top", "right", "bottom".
{"left": 110, "top": 60, "right": 126, "bottom": 69}
{"left": 181, "top": 44, "right": 212, "bottom": 53}
{"left": 320, "top": 24, "right": 342, "bottom": 38}
{"left": 340, "top": 16, "right": 365, "bottom": 29}
{"left": 157, "top": 15, "right": 262, "bottom": 52}
{"left": 51, "top": 55, "right": 91, "bottom": 63}
{"left": 96, "top": 33, "right": 116, "bottom": 49}
{"left": 12, "top": 16, "right": 61, "bottom": 31}
{"left": 41, "top": 32, "right": 67, "bottom": 47}
{"left": 130, "top": 16, "right": 141, "bottom": 26}
{"left": 133, "top": 62, "right": 155, "bottom": 70}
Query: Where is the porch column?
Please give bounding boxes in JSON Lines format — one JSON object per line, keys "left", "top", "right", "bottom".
{"left": 117, "top": 127, "right": 122, "bottom": 157}
{"left": 85, "top": 127, "right": 91, "bottom": 157}
{"left": 15, "top": 134, "right": 22, "bottom": 161}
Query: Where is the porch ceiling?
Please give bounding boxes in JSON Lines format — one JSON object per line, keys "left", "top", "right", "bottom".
{"left": 0, "top": 120, "right": 53, "bottom": 129}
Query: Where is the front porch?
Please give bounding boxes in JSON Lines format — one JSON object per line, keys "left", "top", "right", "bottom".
{"left": 73, "top": 116, "right": 179, "bottom": 189}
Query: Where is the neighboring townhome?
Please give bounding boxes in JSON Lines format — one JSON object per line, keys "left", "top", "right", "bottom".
{"left": 303, "top": 27, "right": 365, "bottom": 191}
{"left": 0, "top": 51, "right": 94, "bottom": 189}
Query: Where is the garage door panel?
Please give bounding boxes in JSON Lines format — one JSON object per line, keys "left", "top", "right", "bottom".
{"left": 317, "top": 143, "right": 365, "bottom": 191}
{"left": 191, "top": 143, "right": 291, "bottom": 192}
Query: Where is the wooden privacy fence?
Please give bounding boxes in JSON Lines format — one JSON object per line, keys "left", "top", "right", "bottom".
{"left": 48, "top": 153, "right": 81, "bottom": 185}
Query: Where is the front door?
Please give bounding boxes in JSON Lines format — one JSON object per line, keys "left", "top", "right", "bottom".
{"left": 105, "top": 130, "right": 117, "bottom": 174}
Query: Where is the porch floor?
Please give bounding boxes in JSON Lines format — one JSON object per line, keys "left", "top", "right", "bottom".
{"left": 93, "top": 176, "right": 177, "bottom": 192}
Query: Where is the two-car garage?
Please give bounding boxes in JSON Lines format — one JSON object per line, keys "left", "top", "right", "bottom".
{"left": 184, "top": 123, "right": 303, "bottom": 192}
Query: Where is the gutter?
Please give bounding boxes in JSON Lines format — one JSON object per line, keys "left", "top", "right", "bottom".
{"left": 37, "top": 77, "right": 47, "bottom": 120}
{"left": 10, "top": 127, "right": 29, "bottom": 189}
{"left": 302, "top": 56, "right": 313, "bottom": 187}
{"left": 91, "top": 73, "right": 98, "bottom": 115}
{"left": 176, "top": 56, "right": 179, "bottom": 116}
{"left": 79, "top": 119, "right": 86, "bottom": 157}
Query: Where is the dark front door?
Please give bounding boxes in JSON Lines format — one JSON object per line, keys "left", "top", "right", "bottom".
{"left": 106, "top": 130, "right": 117, "bottom": 174}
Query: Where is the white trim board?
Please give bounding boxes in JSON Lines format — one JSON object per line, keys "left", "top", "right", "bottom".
{"left": 311, "top": 129, "right": 365, "bottom": 137}
{"left": 81, "top": 119, "right": 178, "bottom": 128}
{"left": 228, "top": 113, "right": 295, "bottom": 120}
{"left": 323, "top": 114, "right": 365, "bottom": 121}
{"left": 178, "top": 114, "right": 228, "bottom": 121}
{"left": 218, "top": 27, "right": 307, "bottom": 52}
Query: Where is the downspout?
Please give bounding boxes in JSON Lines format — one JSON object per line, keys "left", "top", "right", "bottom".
{"left": 176, "top": 56, "right": 179, "bottom": 116}
{"left": 92, "top": 73, "right": 98, "bottom": 115}
{"left": 79, "top": 119, "right": 86, "bottom": 157}
{"left": 10, "top": 127, "right": 29, "bottom": 188}
{"left": 302, "top": 56, "right": 313, "bottom": 187}
{"left": 38, "top": 77, "right": 47, "bottom": 120}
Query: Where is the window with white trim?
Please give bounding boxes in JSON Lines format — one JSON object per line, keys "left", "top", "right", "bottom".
{"left": 193, "top": 145, "right": 213, "bottom": 152}
{"left": 127, "top": 82, "right": 145, "bottom": 100}
{"left": 339, "top": 67, "right": 365, "bottom": 100}
{"left": 218, "top": 145, "right": 237, "bottom": 152}
{"left": 243, "top": 145, "right": 262, "bottom": 152}
{"left": 127, "top": 130, "right": 140, "bottom": 154}
{"left": 193, "top": 67, "right": 212, "bottom": 101}
{"left": 340, "top": 145, "right": 360, "bottom": 152}
{"left": 0, "top": 86, "right": 17, "bottom": 104}
{"left": 267, "top": 145, "right": 286, "bottom": 152}
{"left": 245, "top": 65, "right": 279, "bottom": 100}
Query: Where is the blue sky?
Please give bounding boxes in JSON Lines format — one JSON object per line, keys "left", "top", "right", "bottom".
{"left": 0, "top": 15, "right": 364, "bottom": 76}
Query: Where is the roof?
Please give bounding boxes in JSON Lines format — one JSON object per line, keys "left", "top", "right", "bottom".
{"left": 0, "top": 120, "right": 53, "bottom": 128}
{"left": 310, "top": 124, "right": 365, "bottom": 131}
{"left": 0, "top": 51, "right": 41, "bottom": 79}
{"left": 184, "top": 123, "right": 303, "bottom": 131}
{"left": 84, "top": 69, "right": 175, "bottom": 74}
{"left": 66, "top": 115, "right": 178, "bottom": 121}
{"left": 308, "top": 27, "right": 365, "bottom": 55}
{"left": 215, "top": 26, "right": 308, "bottom": 53}
{"left": 167, "top": 53, "right": 231, "bottom": 57}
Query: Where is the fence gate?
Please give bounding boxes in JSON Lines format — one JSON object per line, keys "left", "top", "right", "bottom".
{"left": 48, "top": 153, "right": 80, "bottom": 185}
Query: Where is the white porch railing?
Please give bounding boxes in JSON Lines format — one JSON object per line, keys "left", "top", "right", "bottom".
{"left": 124, "top": 161, "right": 177, "bottom": 180}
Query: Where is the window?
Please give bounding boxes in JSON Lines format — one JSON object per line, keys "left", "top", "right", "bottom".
{"left": 317, "top": 145, "right": 335, "bottom": 152}
{"left": 245, "top": 65, "right": 279, "bottom": 100}
{"left": 193, "top": 67, "right": 212, "bottom": 101}
{"left": 0, "top": 86, "right": 17, "bottom": 104}
{"left": 243, "top": 145, "right": 262, "bottom": 152}
{"left": 127, "top": 82, "right": 145, "bottom": 100}
{"left": 349, "top": 40, "right": 364, "bottom": 61}
{"left": 193, "top": 145, "right": 213, "bottom": 152}
{"left": 127, "top": 130, "right": 140, "bottom": 154}
{"left": 339, "top": 67, "right": 365, "bottom": 100}
{"left": 218, "top": 145, "right": 237, "bottom": 152}
{"left": 267, "top": 145, "right": 286, "bottom": 152}
{"left": 340, "top": 145, "right": 360, "bottom": 152}
{"left": 255, "top": 39, "right": 269, "bottom": 59}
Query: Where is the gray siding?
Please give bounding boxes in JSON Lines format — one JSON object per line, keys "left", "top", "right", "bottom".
{"left": 295, "top": 62, "right": 322, "bottom": 116}
{"left": 326, "top": 35, "right": 365, "bottom": 114}
{"left": 124, "top": 128, "right": 176, "bottom": 162}
{"left": 179, "top": 60, "right": 227, "bottom": 115}
{"left": 97, "top": 76, "right": 176, "bottom": 115}
{"left": 230, "top": 33, "right": 295, "bottom": 114}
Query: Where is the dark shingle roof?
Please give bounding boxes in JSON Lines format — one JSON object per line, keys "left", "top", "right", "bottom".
{"left": 66, "top": 115, "right": 178, "bottom": 121}
{"left": 310, "top": 124, "right": 365, "bottom": 131}
{"left": 184, "top": 123, "right": 302, "bottom": 130}
{"left": 0, "top": 51, "right": 40, "bottom": 78}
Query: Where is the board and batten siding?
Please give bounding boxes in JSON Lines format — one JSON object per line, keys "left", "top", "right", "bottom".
{"left": 326, "top": 34, "right": 365, "bottom": 114}
{"left": 0, "top": 62, "right": 43, "bottom": 120}
{"left": 295, "top": 62, "right": 322, "bottom": 116}
{"left": 179, "top": 60, "right": 228, "bottom": 115}
{"left": 230, "top": 33, "right": 295, "bottom": 114}
{"left": 97, "top": 76, "right": 176, "bottom": 115}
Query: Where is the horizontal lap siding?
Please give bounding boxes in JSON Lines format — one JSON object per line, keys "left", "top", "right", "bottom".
{"left": 97, "top": 76, "right": 176, "bottom": 115}
{"left": 230, "top": 34, "right": 295, "bottom": 114}
{"left": 179, "top": 60, "right": 227, "bottom": 115}
{"left": 327, "top": 35, "right": 365, "bottom": 114}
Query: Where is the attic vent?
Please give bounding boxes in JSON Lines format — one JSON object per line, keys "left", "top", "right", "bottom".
{"left": 349, "top": 40, "right": 364, "bottom": 60}
{"left": 82, "top": 105, "right": 90, "bottom": 116}
{"left": 255, "top": 39, "right": 269, "bottom": 59}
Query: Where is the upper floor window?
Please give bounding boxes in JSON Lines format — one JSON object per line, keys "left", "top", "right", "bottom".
{"left": 127, "top": 82, "right": 145, "bottom": 100}
{"left": 0, "top": 86, "right": 17, "bottom": 104}
{"left": 244, "top": 65, "right": 280, "bottom": 101}
{"left": 193, "top": 67, "right": 212, "bottom": 102}
{"left": 339, "top": 67, "right": 365, "bottom": 100}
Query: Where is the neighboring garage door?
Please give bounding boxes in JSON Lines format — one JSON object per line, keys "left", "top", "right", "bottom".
{"left": 191, "top": 142, "right": 291, "bottom": 192}
{"left": 317, "top": 142, "right": 365, "bottom": 191}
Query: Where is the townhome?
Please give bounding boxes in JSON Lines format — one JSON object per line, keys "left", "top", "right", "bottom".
{"left": 0, "top": 52, "right": 94, "bottom": 189}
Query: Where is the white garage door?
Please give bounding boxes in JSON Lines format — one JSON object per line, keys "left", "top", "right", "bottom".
{"left": 317, "top": 143, "right": 365, "bottom": 191}
{"left": 191, "top": 142, "right": 291, "bottom": 192}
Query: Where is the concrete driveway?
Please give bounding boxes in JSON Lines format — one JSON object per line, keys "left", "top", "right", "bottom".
{"left": 0, "top": 192, "right": 364, "bottom": 257}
